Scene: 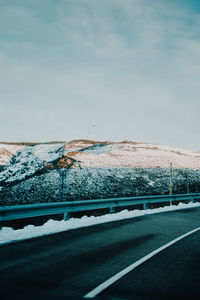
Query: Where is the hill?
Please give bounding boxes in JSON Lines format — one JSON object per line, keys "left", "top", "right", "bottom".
{"left": 0, "top": 140, "right": 200, "bottom": 205}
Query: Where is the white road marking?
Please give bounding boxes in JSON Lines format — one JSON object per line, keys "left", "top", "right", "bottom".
{"left": 84, "top": 226, "right": 200, "bottom": 298}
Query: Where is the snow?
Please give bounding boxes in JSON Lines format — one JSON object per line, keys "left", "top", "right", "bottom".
{"left": 83, "top": 144, "right": 116, "bottom": 154}
{"left": 1, "top": 141, "right": 200, "bottom": 175}
{"left": 0, "top": 202, "right": 200, "bottom": 245}
{"left": 148, "top": 180, "right": 154, "bottom": 186}
{"left": 0, "top": 144, "right": 22, "bottom": 165}
{"left": 1, "top": 140, "right": 200, "bottom": 205}
{"left": 73, "top": 142, "right": 200, "bottom": 169}
{"left": 0, "top": 144, "right": 64, "bottom": 184}
{"left": 32, "top": 144, "right": 64, "bottom": 162}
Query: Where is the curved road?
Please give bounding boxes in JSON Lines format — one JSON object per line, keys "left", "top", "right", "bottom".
{"left": 0, "top": 207, "right": 200, "bottom": 299}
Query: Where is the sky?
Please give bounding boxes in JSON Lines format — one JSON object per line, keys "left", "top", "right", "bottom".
{"left": 0, "top": 0, "right": 200, "bottom": 150}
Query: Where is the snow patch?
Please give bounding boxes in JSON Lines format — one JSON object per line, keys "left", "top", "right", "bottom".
{"left": 32, "top": 144, "right": 64, "bottom": 162}
{"left": 0, "top": 144, "right": 64, "bottom": 183}
{"left": 72, "top": 142, "right": 200, "bottom": 169}
{"left": 0, "top": 144, "right": 23, "bottom": 165}
{"left": 0, "top": 202, "right": 200, "bottom": 245}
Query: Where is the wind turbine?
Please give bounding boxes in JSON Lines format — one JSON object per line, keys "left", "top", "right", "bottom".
{"left": 88, "top": 120, "right": 96, "bottom": 140}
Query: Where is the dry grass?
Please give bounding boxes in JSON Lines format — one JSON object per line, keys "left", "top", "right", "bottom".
{"left": 136, "top": 146, "right": 159, "bottom": 151}
{"left": 68, "top": 139, "right": 103, "bottom": 145}
{"left": 43, "top": 164, "right": 54, "bottom": 170}
{"left": 0, "top": 141, "right": 65, "bottom": 146}
{"left": 0, "top": 149, "right": 13, "bottom": 156}
{"left": 66, "top": 151, "right": 80, "bottom": 158}
{"left": 57, "top": 157, "right": 73, "bottom": 168}
{"left": 0, "top": 142, "right": 37, "bottom": 146}
{"left": 170, "top": 150, "right": 188, "bottom": 157}
{"left": 119, "top": 140, "right": 145, "bottom": 145}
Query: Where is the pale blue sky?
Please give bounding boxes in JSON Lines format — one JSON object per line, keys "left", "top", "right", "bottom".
{"left": 0, "top": 0, "right": 200, "bottom": 150}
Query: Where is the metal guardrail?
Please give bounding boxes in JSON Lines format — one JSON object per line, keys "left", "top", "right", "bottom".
{"left": 0, "top": 193, "right": 200, "bottom": 221}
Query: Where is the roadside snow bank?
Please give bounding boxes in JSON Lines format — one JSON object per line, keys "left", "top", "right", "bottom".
{"left": 1, "top": 202, "right": 200, "bottom": 245}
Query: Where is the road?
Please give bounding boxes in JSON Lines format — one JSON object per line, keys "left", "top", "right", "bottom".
{"left": 0, "top": 207, "right": 200, "bottom": 299}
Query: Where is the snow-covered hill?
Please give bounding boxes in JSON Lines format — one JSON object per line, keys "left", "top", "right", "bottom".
{"left": 67, "top": 141, "right": 200, "bottom": 169}
{"left": 0, "top": 140, "right": 200, "bottom": 205}
{"left": 1, "top": 140, "right": 200, "bottom": 171}
{"left": 0, "top": 143, "right": 65, "bottom": 185}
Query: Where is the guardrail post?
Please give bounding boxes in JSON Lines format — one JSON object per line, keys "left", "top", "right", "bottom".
{"left": 110, "top": 207, "right": 116, "bottom": 214}
{"left": 143, "top": 203, "right": 148, "bottom": 210}
{"left": 64, "top": 212, "right": 70, "bottom": 221}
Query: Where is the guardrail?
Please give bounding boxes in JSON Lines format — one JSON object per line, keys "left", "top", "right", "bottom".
{"left": 0, "top": 193, "right": 200, "bottom": 221}
{"left": 0, "top": 193, "right": 200, "bottom": 222}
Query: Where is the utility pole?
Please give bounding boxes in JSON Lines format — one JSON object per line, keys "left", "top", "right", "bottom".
{"left": 59, "top": 168, "right": 68, "bottom": 202}
{"left": 169, "top": 162, "right": 173, "bottom": 206}
{"left": 57, "top": 161, "right": 74, "bottom": 221}
{"left": 185, "top": 171, "right": 190, "bottom": 194}
{"left": 186, "top": 182, "right": 190, "bottom": 194}
{"left": 56, "top": 145, "right": 82, "bottom": 220}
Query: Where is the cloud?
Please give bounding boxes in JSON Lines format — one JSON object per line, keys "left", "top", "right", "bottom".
{"left": 0, "top": 1, "right": 200, "bottom": 149}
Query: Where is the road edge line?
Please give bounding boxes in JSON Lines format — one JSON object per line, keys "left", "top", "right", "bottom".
{"left": 84, "top": 226, "right": 200, "bottom": 298}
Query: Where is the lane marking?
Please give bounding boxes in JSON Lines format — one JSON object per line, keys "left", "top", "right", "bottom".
{"left": 84, "top": 226, "right": 200, "bottom": 298}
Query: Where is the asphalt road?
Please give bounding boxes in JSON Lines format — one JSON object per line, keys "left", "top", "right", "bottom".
{"left": 0, "top": 207, "right": 200, "bottom": 300}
